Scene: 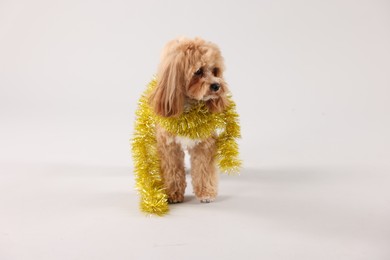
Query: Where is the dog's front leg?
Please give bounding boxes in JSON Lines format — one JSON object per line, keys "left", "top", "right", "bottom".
{"left": 189, "top": 137, "right": 218, "bottom": 203}
{"left": 156, "top": 127, "right": 186, "bottom": 203}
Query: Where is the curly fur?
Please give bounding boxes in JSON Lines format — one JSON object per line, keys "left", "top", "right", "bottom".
{"left": 148, "top": 37, "right": 231, "bottom": 203}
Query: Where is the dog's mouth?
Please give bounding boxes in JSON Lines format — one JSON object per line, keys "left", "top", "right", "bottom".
{"left": 202, "top": 95, "right": 218, "bottom": 101}
{"left": 186, "top": 93, "right": 218, "bottom": 102}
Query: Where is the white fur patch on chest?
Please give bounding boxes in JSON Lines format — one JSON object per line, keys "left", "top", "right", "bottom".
{"left": 169, "top": 136, "right": 201, "bottom": 150}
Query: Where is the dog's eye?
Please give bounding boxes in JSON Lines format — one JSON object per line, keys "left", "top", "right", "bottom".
{"left": 212, "top": 67, "right": 220, "bottom": 76}
{"left": 194, "top": 68, "right": 203, "bottom": 76}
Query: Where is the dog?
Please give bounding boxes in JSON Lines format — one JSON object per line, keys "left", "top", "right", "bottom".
{"left": 133, "top": 37, "right": 240, "bottom": 214}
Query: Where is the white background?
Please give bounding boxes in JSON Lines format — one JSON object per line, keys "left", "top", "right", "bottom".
{"left": 1, "top": 0, "right": 390, "bottom": 259}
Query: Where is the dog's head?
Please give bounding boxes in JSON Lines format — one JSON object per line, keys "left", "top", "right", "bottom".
{"left": 149, "top": 37, "right": 229, "bottom": 117}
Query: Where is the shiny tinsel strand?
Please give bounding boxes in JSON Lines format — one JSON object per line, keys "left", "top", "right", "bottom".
{"left": 132, "top": 79, "right": 241, "bottom": 215}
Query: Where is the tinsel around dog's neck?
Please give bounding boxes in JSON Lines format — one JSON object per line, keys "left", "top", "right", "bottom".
{"left": 132, "top": 79, "right": 241, "bottom": 215}
{"left": 156, "top": 99, "right": 226, "bottom": 140}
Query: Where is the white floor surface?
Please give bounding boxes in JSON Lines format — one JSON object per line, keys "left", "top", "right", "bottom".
{"left": 1, "top": 161, "right": 389, "bottom": 259}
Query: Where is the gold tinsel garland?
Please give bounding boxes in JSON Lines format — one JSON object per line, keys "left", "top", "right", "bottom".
{"left": 132, "top": 79, "right": 241, "bottom": 216}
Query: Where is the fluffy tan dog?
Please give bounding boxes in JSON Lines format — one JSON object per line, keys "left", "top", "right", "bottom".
{"left": 147, "top": 37, "right": 231, "bottom": 204}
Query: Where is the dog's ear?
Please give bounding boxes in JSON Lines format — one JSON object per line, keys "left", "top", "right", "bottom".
{"left": 149, "top": 52, "right": 186, "bottom": 117}
{"left": 206, "top": 94, "right": 230, "bottom": 113}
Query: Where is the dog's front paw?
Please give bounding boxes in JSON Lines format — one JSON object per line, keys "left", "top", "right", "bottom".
{"left": 167, "top": 193, "right": 184, "bottom": 204}
{"left": 199, "top": 197, "right": 215, "bottom": 203}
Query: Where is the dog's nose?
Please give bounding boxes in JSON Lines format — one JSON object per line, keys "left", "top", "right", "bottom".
{"left": 210, "top": 83, "right": 220, "bottom": 92}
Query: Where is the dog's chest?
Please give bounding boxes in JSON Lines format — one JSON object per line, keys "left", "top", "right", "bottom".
{"left": 167, "top": 136, "right": 201, "bottom": 150}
